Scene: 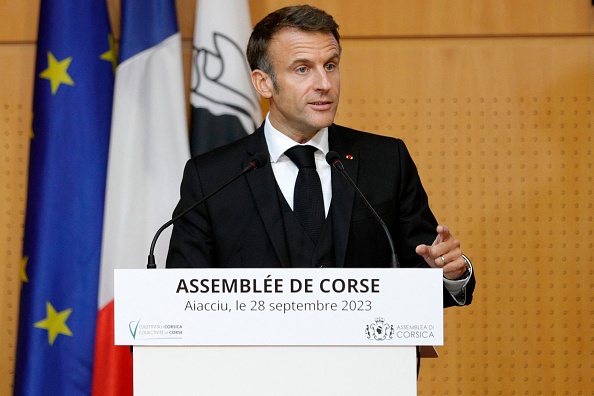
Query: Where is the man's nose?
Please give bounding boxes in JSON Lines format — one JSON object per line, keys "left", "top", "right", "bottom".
{"left": 313, "top": 68, "right": 331, "bottom": 91}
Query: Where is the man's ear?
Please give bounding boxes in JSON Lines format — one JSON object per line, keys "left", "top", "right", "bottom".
{"left": 251, "top": 69, "right": 273, "bottom": 99}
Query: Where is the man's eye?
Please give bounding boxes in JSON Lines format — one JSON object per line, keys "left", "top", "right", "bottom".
{"left": 296, "top": 66, "right": 308, "bottom": 73}
{"left": 325, "top": 64, "right": 336, "bottom": 71}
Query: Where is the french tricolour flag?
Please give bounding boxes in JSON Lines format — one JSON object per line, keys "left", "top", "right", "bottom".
{"left": 92, "top": 1, "right": 189, "bottom": 394}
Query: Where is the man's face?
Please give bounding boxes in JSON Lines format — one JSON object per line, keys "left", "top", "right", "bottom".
{"left": 259, "top": 28, "right": 341, "bottom": 143}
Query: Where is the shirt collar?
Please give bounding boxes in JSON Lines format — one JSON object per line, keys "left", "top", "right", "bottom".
{"left": 264, "top": 113, "right": 329, "bottom": 163}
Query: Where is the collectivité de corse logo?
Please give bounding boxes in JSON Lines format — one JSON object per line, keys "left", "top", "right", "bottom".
{"left": 128, "top": 318, "right": 183, "bottom": 340}
{"left": 129, "top": 319, "right": 141, "bottom": 339}
{"left": 365, "top": 317, "right": 394, "bottom": 341}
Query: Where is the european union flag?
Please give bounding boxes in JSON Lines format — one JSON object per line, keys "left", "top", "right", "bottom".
{"left": 14, "top": 1, "right": 115, "bottom": 395}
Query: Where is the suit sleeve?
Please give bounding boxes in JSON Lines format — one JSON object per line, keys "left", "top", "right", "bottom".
{"left": 393, "top": 139, "right": 475, "bottom": 307}
{"left": 392, "top": 139, "right": 438, "bottom": 267}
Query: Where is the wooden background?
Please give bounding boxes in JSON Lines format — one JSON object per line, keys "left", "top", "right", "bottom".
{"left": 1, "top": 0, "right": 593, "bottom": 394}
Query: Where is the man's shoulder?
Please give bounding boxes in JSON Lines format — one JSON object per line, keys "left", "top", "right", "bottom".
{"left": 330, "top": 124, "right": 405, "bottom": 148}
{"left": 190, "top": 128, "right": 262, "bottom": 168}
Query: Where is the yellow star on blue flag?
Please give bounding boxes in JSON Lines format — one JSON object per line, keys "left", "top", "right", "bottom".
{"left": 100, "top": 33, "right": 118, "bottom": 71}
{"left": 34, "top": 302, "right": 73, "bottom": 345}
{"left": 39, "top": 51, "right": 75, "bottom": 95}
{"left": 14, "top": 1, "right": 114, "bottom": 395}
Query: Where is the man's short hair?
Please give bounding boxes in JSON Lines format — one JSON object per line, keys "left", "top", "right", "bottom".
{"left": 247, "top": 5, "right": 341, "bottom": 84}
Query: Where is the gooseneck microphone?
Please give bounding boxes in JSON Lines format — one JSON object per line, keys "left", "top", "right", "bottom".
{"left": 325, "top": 151, "right": 399, "bottom": 268}
{"left": 147, "top": 153, "right": 268, "bottom": 269}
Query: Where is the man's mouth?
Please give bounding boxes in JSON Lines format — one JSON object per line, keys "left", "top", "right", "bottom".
{"left": 309, "top": 100, "right": 333, "bottom": 108}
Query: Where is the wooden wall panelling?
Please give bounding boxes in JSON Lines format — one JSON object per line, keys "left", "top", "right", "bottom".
{"left": 336, "top": 36, "right": 593, "bottom": 394}
{"left": 0, "top": 44, "right": 35, "bottom": 396}
{"left": 250, "top": 0, "right": 594, "bottom": 37}
{"left": 0, "top": 0, "right": 40, "bottom": 41}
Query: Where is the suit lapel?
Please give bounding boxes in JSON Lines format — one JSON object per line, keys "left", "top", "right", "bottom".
{"left": 242, "top": 124, "right": 358, "bottom": 268}
{"left": 328, "top": 125, "right": 358, "bottom": 267}
{"left": 244, "top": 127, "right": 290, "bottom": 267}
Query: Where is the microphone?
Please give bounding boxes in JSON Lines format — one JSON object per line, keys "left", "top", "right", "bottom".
{"left": 325, "top": 151, "right": 399, "bottom": 268}
{"left": 147, "top": 153, "right": 268, "bottom": 269}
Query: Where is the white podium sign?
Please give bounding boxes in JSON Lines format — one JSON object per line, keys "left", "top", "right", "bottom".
{"left": 115, "top": 268, "right": 443, "bottom": 347}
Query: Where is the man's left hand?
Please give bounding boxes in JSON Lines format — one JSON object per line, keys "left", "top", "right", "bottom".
{"left": 415, "top": 225, "right": 467, "bottom": 280}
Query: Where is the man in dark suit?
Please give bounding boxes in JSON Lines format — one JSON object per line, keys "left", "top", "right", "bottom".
{"left": 167, "top": 5, "right": 475, "bottom": 308}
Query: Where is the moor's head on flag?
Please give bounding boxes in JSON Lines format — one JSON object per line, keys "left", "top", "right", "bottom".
{"left": 190, "top": 0, "right": 262, "bottom": 156}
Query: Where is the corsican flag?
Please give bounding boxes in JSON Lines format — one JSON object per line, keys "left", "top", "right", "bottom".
{"left": 190, "top": 0, "right": 262, "bottom": 156}
{"left": 14, "top": 0, "right": 115, "bottom": 394}
{"left": 92, "top": 0, "right": 190, "bottom": 394}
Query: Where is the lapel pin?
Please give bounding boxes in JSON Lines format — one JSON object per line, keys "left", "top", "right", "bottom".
{"left": 346, "top": 154, "right": 354, "bottom": 160}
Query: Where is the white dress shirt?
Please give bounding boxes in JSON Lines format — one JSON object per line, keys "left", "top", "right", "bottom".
{"left": 264, "top": 114, "right": 332, "bottom": 216}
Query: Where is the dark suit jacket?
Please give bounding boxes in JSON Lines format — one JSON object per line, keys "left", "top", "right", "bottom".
{"left": 166, "top": 123, "right": 475, "bottom": 307}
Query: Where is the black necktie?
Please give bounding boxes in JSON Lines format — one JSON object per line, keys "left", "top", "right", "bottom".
{"left": 285, "top": 145, "right": 325, "bottom": 244}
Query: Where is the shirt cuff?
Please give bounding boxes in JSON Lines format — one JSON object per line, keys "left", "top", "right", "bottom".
{"left": 443, "top": 255, "right": 473, "bottom": 306}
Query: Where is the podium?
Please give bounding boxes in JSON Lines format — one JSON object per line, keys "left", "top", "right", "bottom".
{"left": 115, "top": 268, "right": 443, "bottom": 395}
